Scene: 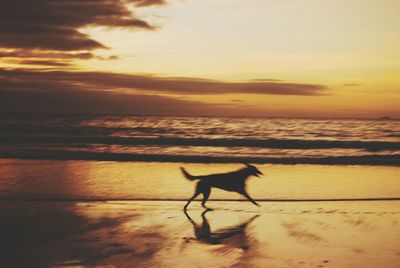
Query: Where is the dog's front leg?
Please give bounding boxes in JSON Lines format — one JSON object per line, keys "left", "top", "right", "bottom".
{"left": 240, "top": 190, "right": 260, "bottom": 207}
{"left": 201, "top": 187, "right": 211, "bottom": 209}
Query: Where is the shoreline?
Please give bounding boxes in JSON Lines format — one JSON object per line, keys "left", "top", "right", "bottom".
{"left": 1, "top": 198, "right": 400, "bottom": 202}
{"left": 1, "top": 152, "right": 399, "bottom": 166}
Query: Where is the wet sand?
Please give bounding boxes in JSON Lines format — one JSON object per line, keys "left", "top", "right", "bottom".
{"left": 1, "top": 200, "right": 399, "bottom": 268}
{"left": 2, "top": 160, "right": 400, "bottom": 201}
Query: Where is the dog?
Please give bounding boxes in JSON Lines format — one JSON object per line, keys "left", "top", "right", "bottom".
{"left": 181, "top": 163, "right": 263, "bottom": 210}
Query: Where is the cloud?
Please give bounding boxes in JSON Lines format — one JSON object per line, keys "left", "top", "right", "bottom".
{"left": 9, "top": 60, "right": 72, "bottom": 67}
{"left": 0, "top": 0, "right": 164, "bottom": 65}
{"left": 0, "top": 85, "right": 292, "bottom": 117}
{"left": 343, "top": 83, "right": 362, "bottom": 87}
{"left": 129, "top": 0, "right": 167, "bottom": 7}
{"left": 0, "top": 0, "right": 157, "bottom": 50}
{"left": 0, "top": 50, "right": 95, "bottom": 60}
{"left": 0, "top": 67, "right": 327, "bottom": 115}
{"left": 0, "top": 69, "right": 328, "bottom": 96}
{"left": 0, "top": 89, "right": 222, "bottom": 116}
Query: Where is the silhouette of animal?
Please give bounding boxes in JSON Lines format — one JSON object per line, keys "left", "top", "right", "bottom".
{"left": 181, "top": 163, "right": 263, "bottom": 210}
{"left": 184, "top": 210, "right": 259, "bottom": 250}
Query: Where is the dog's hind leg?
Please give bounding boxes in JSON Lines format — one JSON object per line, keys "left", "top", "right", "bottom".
{"left": 184, "top": 183, "right": 202, "bottom": 210}
{"left": 240, "top": 190, "right": 260, "bottom": 207}
{"left": 201, "top": 186, "right": 211, "bottom": 209}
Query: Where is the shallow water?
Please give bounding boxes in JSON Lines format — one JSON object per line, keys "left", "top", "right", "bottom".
{"left": 1, "top": 200, "right": 399, "bottom": 268}
{"left": 0, "top": 160, "right": 399, "bottom": 200}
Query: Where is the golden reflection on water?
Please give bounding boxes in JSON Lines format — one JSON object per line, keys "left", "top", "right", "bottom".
{"left": 0, "top": 160, "right": 399, "bottom": 200}
{"left": 2, "top": 201, "right": 399, "bottom": 267}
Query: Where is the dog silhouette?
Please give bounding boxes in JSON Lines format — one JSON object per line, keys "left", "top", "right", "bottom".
{"left": 181, "top": 163, "right": 263, "bottom": 210}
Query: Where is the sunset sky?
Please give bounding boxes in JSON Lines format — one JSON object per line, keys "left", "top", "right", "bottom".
{"left": 1, "top": 0, "right": 399, "bottom": 118}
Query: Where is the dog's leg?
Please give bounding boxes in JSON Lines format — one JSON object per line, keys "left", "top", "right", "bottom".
{"left": 240, "top": 190, "right": 260, "bottom": 207}
{"left": 201, "top": 187, "right": 211, "bottom": 209}
{"left": 184, "top": 183, "right": 202, "bottom": 210}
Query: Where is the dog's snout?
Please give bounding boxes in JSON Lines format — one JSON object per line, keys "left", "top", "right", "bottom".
{"left": 255, "top": 172, "right": 262, "bottom": 177}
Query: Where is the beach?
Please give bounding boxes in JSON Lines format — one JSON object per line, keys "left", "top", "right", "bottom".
{"left": 2, "top": 0, "right": 400, "bottom": 266}
{"left": 0, "top": 160, "right": 399, "bottom": 268}
{"left": 1, "top": 200, "right": 399, "bottom": 268}
{"left": 0, "top": 116, "right": 399, "bottom": 267}
{"left": 1, "top": 160, "right": 400, "bottom": 201}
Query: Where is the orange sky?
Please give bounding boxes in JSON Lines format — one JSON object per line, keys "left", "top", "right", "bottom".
{"left": 0, "top": 0, "right": 399, "bottom": 118}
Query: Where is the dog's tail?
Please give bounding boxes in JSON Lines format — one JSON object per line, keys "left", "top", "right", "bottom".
{"left": 180, "top": 167, "right": 198, "bottom": 181}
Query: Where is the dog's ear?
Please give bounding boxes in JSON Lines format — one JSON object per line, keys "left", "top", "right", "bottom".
{"left": 242, "top": 162, "right": 251, "bottom": 167}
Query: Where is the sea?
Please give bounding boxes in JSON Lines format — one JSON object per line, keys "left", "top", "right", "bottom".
{"left": 0, "top": 114, "right": 399, "bottom": 200}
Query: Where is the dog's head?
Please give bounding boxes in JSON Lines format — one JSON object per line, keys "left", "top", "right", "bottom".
{"left": 243, "top": 163, "right": 264, "bottom": 177}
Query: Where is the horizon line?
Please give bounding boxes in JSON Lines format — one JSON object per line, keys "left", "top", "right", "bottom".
{"left": 0, "top": 112, "right": 398, "bottom": 121}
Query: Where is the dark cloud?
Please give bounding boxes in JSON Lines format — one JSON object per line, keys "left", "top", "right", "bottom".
{"left": 0, "top": 86, "right": 286, "bottom": 117}
{"left": 0, "top": 68, "right": 327, "bottom": 115}
{"left": 0, "top": 27, "right": 105, "bottom": 51}
{"left": 95, "top": 55, "right": 120, "bottom": 61}
{"left": 0, "top": 49, "right": 119, "bottom": 66}
{"left": 11, "top": 60, "right": 72, "bottom": 67}
{"left": 0, "top": 0, "right": 164, "bottom": 65}
{"left": 0, "top": 50, "right": 94, "bottom": 60}
{"left": 0, "top": 69, "right": 327, "bottom": 96}
{"left": 128, "top": 0, "right": 167, "bottom": 7}
{"left": 251, "top": 78, "right": 282, "bottom": 82}
{"left": 0, "top": 89, "right": 222, "bottom": 116}
{"left": 343, "top": 83, "right": 362, "bottom": 87}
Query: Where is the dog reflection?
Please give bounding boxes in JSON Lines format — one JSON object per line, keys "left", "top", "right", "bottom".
{"left": 184, "top": 210, "right": 259, "bottom": 250}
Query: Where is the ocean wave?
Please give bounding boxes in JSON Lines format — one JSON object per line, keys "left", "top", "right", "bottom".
{"left": 1, "top": 115, "right": 400, "bottom": 144}
{"left": 1, "top": 150, "right": 399, "bottom": 165}
{"left": 1, "top": 136, "right": 399, "bottom": 151}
